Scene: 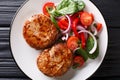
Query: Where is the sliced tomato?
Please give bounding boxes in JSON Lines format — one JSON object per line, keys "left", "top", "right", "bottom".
{"left": 58, "top": 17, "right": 68, "bottom": 30}
{"left": 43, "top": 2, "right": 55, "bottom": 16}
{"left": 67, "top": 36, "right": 79, "bottom": 51}
{"left": 73, "top": 56, "right": 85, "bottom": 67}
{"left": 80, "top": 12, "right": 94, "bottom": 26}
{"left": 96, "top": 23, "right": 102, "bottom": 31}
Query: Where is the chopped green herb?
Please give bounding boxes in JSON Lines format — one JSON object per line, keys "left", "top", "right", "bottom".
{"left": 49, "top": 0, "right": 85, "bottom": 17}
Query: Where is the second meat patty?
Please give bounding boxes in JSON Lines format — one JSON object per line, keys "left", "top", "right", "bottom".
{"left": 37, "top": 43, "right": 73, "bottom": 77}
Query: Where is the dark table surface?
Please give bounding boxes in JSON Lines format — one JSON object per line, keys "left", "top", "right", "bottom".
{"left": 0, "top": 0, "right": 120, "bottom": 80}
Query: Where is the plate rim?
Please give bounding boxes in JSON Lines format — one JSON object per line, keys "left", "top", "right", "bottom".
{"left": 9, "top": 0, "right": 108, "bottom": 80}
{"left": 9, "top": 0, "right": 31, "bottom": 79}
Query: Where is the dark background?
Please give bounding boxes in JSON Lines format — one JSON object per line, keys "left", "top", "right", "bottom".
{"left": 0, "top": 0, "right": 120, "bottom": 80}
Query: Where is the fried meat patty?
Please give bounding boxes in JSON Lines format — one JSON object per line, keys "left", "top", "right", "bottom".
{"left": 23, "top": 14, "right": 58, "bottom": 49}
{"left": 37, "top": 43, "right": 73, "bottom": 77}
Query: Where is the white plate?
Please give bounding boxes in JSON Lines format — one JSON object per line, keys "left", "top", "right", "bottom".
{"left": 10, "top": 0, "right": 108, "bottom": 80}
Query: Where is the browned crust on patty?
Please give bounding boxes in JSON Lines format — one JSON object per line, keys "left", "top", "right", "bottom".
{"left": 23, "top": 14, "right": 58, "bottom": 49}
{"left": 37, "top": 43, "right": 73, "bottom": 77}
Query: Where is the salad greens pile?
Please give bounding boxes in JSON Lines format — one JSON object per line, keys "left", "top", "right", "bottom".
{"left": 48, "top": 0, "right": 85, "bottom": 17}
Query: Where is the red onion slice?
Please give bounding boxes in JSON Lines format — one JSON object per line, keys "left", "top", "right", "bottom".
{"left": 77, "top": 25, "right": 88, "bottom": 39}
{"left": 78, "top": 30, "right": 97, "bottom": 54}
{"left": 77, "top": 25, "right": 85, "bottom": 30}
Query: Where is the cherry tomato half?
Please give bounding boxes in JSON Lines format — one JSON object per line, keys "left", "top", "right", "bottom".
{"left": 73, "top": 56, "right": 85, "bottom": 67}
{"left": 67, "top": 36, "right": 79, "bottom": 51}
{"left": 80, "top": 12, "right": 94, "bottom": 26}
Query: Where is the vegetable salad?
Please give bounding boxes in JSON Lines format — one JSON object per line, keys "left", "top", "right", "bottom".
{"left": 42, "top": 0, "right": 102, "bottom": 69}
